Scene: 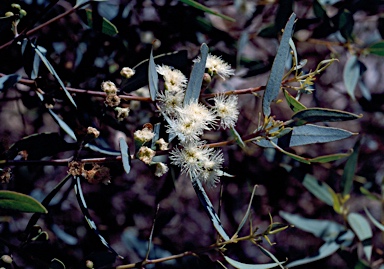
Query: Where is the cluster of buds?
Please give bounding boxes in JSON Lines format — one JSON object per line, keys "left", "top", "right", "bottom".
{"left": 134, "top": 125, "right": 169, "bottom": 177}
{"left": 101, "top": 80, "right": 130, "bottom": 121}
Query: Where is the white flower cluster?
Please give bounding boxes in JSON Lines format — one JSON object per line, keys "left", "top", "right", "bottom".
{"left": 155, "top": 54, "right": 238, "bottom": 187}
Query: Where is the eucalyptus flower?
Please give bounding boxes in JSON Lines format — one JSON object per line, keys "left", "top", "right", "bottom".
{"left": 213, "top": 94, "right": 239, "bottom": 129}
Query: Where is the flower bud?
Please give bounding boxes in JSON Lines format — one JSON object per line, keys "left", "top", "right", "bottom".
{"left": 120, "top": 67, "right": 135, "bottom": 79}
{"left": 1, "top": 255, "right": 12, "bottom": 264}
{"left": 11, "top": 4, "right": 21, "bottom": 10}
{"left": 5, "top": 12, "right": 14, "bottom": 17}
{"left": 85, "top": 260, "right": 94, "bottom": 269}
{"left": 137, "top": 146, "right": 155, "bottom": 164}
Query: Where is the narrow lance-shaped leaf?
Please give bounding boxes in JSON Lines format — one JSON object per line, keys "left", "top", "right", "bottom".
{"left": 184, "top": 43, "right": 209, "bottom": 105}
{"left": 341, "top": 138, "right": 360, "bottom": 196}
{"left": 286, "top": 242, "right": 340, "bottom": 268}
{"left": 230, "top": 126, "right": 245, "bottom": 149}
{"left": 22, "top": 175, "right": 72, "bottom": 242}
{"left": 74, "top": 176, "right": 122, "bottom": 258}
{"left": 148, "top": 45, "right": 159, "bottom": 101}
{"left": 191, "top": 177, "right": 230, "bottom": 241}
{"left": 119, "top": 137, "right": 131, "bottom": 174}
{"left": 364, "top": 207, "right": 384, "bottom": 231}
{"left": 85, "top": 9, "right": 119, "bottom": 36}
{"left": 0, "top": 190, "right": 47, "bottom": 213}
{"left": 36, "top": 92, "right": 77, "bottom": 141}
{"left": 224, "top": 256, "right": 286, "bottom": 269}
{"left": 367, "top": 41, "right": 384, "bottom": 56}
{"left": 347, "top": 212, "right": 372, "bottom": 261}
{"left": 283, "top": 89, "right": 306, "bottom": 112}
{"left": 0, "top": 74, "right": 21, "bottom": 92}
{"left": 32, "top": 43, "right": 77, "bottom": 108}
{"left": 255, "top": 124, "right": 355, "bottom": 148}
{"left": 262, "top": 13, "right": 296, "bottom": 117}
{"left": 179, "top": 0, "right": 235, "bottom": 22}
{"left": 257, "top": 244, "right": 285, "bottom": 269}
{"left": 302, "top": 174, "right": 334, "bottom": 206}
{"left": 234, "top": 185, "right": 257, "bottom": 236}
{"left": 288, "top": 107, "right": 362, "bottom": 127}
{"left": 343, "top": 55, "right": 360, "bottom": 101}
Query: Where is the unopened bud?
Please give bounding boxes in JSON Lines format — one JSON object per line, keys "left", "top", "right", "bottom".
{"left": 11, "top": 4, "right": 21, "bottom": 10}
{"left": 120, "top": 67, "right": 135, "bottom": 79}
{"left": 19, "top": 9, "right": 27, "bottom": 17}
{"left": 85, "top": 260, "right": 94, "bottom": 268}
{"left": 5, "top": 12, "right": 14, "bottom": 17}
{"left": 1, "top": 255, "right": 12, "bottom": 264}
{"left": 87, "top": 127, "right": 100, "bottom": 138}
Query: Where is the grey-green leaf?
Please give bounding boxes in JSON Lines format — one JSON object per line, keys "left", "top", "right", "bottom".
{"left": 191, "top": 176, "right": 230, "bottom": 241}
{"left": 364, "top": 207, "right": 384, "bottom": 231}
{"left": 48, "top": 110, "right": 77, "bottom": 142}
{"left": 148, "top": 46, "right": 159, "bottom": 101}
{"left": 184, "top": 43, "right": 209, "bottom": 105}
{"left": 347, "top": 212, "right": 372, "bottom": 261}
{"left": 230, "top": 126, "right": 245, "bottom": 149}
{"left": 85, "top": 9, "right": 119, "bottom": 36}
{"left": 224, "top": 256, "right": 285, "bottom": 269}
{"left": 32, "top": 44, "right": 77, "bottom": 108}
{"left": 286, "top": 242, "right": 340, "bottom": 268}
{"left": 279, "top": 211, "right": 353, "bottom": 244}
{"left": 289, "top": 108, "right": 362, "bottom": 127}
{"left": 119, "top": 137, "right": 131, "bottom": 174}
{"left": 343, "top": 55, "right": 360, "bottom": 101}
{"left": 290, "top": 124, "right": 355, "bottom": 146}
{"left": 262, "top": 13, "right": 296, "bottom": 117}
{"left": 341, "top": 138, "right": 360, "bottom": 196}
{"left": 302, "top": 174, "right": 334, "bottom": 206}
{"left": 0, "top": 190, "right": 47, "bottom": 213}
{"left": 0, "top": 74, "right": 21, "bottom": 92}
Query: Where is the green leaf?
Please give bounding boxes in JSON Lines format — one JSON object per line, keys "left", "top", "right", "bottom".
{"left": 289, "top": 108, "right": 362, "bottom": 127}
{"left": 179, "top": 0, "right": 235, "bottom": 22}
{"left": 49, "top": 258, "right": 66, "bottom": 269}
{"left": 184, "top": 43, "right": 209, "bottom": 105}
{"left": 32, "top": 43, "right": 77, "bottom": 108}
{"left": 309, "top": 151, "right": 352, "bottom": 163}
{"left": 302, "top": 174, "right": 334, "bottom": 206}
{"left": 367, "top": 41, "right": 384, "bottom": 56}
{"left": 119, "top": 137, "right": 131, "bottom": 174}
{"left": 313, "top": 0, "right": 327, "bottom": 19}
{"left": 230, "top": 126, "right": 245, "bottom": 149}
{"left": 283, "top": 89, "right": 306, "bottom": 112}
{"left": 347, "top": 213, "right": 372, "bottom": 261}
{"left": 338, "top": 9, "right": 354, "bottom": 41}
{"left": 364, "top": 207, "right": 384, "bottom": 231}
{"left": 191, "top": 176, "right": 230, "bottom": 241}
{"left": 0, "top": 74, "right": 21, "bottom": 92}
{"left": 224, "top": 256, "right": 285, "bottom": 269}
{"left": 0, "top": 190, "right": 47, "bottom": 213}
{"left": 360, "top": 187, "right": 380, "bottom": 201}
{"left": 85, "top": 9, "right": 119, "bottom": 36}
{"left": 262, "top": 13, "right": 296, "bottom": 117}
{"left": 148, "top": 46, "right": 158, "bottom": 101}
{"left": 341, "top": 139, "right": 360, "bottom": 196}
{"left": 286, "top": 242, "right": 340, "bottom": 268}
{"left": 343, "top": 55, "right": 360, "bottom": 101}
{"left": 21, "top": 39, "right": 41, "bottom": 80}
